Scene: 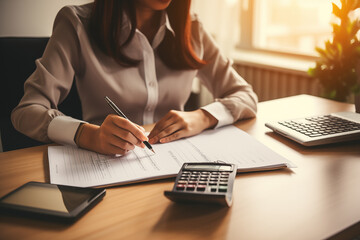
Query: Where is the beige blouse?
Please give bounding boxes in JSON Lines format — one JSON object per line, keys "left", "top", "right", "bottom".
{"left": 11, "top": 3, "right": 258, "bottom": 147}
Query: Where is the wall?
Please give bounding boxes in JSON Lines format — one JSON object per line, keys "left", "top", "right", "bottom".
{"left": 0, "top": 0, "right": 92, "bottom": 152}
{"left": 191, "top": 0, "right": 240, "bottom": 57}
{"left": 0, "top": 0, "right": 92, "bottom": 37}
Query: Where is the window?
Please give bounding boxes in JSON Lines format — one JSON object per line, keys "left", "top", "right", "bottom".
{"left": 240, "top": 0, "right": 344, "bottom": 57}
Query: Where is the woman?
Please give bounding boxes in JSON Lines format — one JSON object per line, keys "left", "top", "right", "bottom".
{"left": 11, "top": 0, "right": 257, "bottom": 155}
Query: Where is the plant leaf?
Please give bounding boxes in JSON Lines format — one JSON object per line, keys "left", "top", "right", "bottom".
{"left": 348, "top": 21, "right": 359, "bottom": 37}
{"left": 332, "top": 3, "right": 342, "bottom": 18}
{"left": 308, "top": 67, "right": 316, "bottom": 77}
{"left": 355, "top": 46, "right": 360, "bottom": 55}
{"left": 356, "top": 0, "right": 360, "bottom": 8}
{"left": 351, "top": 0, "right": 360, "bottom": 9}
{"left": 332, "top": 23, "right": 341, "bottom": 35}
{"left": 315, "top": 47, "right": 327, "bottom": 58}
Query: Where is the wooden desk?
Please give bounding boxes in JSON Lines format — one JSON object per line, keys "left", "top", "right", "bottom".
{"left": 1, "top": 95, "right": 359, "bottom": 240}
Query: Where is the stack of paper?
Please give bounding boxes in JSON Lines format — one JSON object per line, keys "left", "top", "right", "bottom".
{"left": 48, "top": 125, "right": 295, "bottom": 187}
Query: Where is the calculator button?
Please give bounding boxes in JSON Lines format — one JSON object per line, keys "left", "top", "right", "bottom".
{"left": 196, "top": 185, "right": 206, "bottom": 191}
{"left": 186, "top": 184, "right": 195, "bottom": 191}
{"left": 178, "top": 180, "right": 187, "bottom": 184}
{"left": 210, "top": 178, "right": 218, "bottom": 182}
{"left": 176, "top": 184, "right": 185, "bottom": 190}
{"left": 211, "top": 172, "right": 220, "bottom": 175}
{"left": 199, "top": 178, "right": 208, "bottom": 181}
{"left": 190, "top": 178, "right": 198, "bottom": 181}
{"left": 198, "top": 181, "right": 207, "bottom": 185}
{"left": 218, "top": 187, "right": 227, "bottom": 192}
{"left": 219, "top": 183, "right": 228, "bottom": 186}
{"left": 201, "top": 172, "right": 210, "bottom": 175}
{"left": 188, "top": 181, "right": 197, "bottom": 184}
{"left": 209, "top": 182, "right": 218, "bottom": 186}
{"left": 211, "top": 187, "right": 217, "bottom": 192}
{"left": 182, "top": 171, "right": 190, "bottom": 174}
{"left": 220, "top": 179, "right": 228, "bottom": 182}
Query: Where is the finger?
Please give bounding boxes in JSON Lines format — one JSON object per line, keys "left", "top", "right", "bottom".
{"left": 139, "top": 142, "right": 146, "bottom": 148}
{"left": 107, "top": 133, "right": 136, "bottom": 151}
{"left": 111, "top": 116, "right": 148, "bottom": 142}
{"left": 100, "top": 142, "right": 129, "bottom": 156}
{"left": 148, "top": 114, "right": 181, "bottom": 143}
{"left": 101, "top": 118, "right": 142, "bottom": 147}
{"left": 135, "top": 124, "right": 146, "bottom": 133}
{"left": 148, "top": 117, "right": 180, "bottom": 144}
{"left": 148, "top": 112, "right": 175, "bottom": 139}
{"left": 105, "top": 130, "right": 150, "bottom": 154}
{"left": 153, "top": 122, "right": 183, "bottom": 142}
{"left": 159, "top": 129, "right": 187, "bottom": 143}
{"left": 112, "top": 127, "right": 144, "bottom": 147}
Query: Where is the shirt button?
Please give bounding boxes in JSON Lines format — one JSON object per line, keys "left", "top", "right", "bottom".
{"left": 149, "top": 81, "right": 155, "bottom": 87}
{"left": 146, "top": 107, "right": 152, "bottom": 111}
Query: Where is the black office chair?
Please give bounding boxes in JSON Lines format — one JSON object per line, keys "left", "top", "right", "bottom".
{"left": 0, "top": 37, "right": 82, "bottom": 152}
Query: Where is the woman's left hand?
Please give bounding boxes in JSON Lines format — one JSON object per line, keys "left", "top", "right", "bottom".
{"left": 148, "top": 109, "right": 218, "bottom": 144}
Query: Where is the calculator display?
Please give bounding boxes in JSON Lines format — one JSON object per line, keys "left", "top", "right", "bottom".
{"left": 184, "top": 164, "right": 233, "bottom": 171}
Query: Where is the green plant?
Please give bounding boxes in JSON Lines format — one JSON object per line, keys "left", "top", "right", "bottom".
{"left": 308, "top": 0, "right": 360, "bottom": 102}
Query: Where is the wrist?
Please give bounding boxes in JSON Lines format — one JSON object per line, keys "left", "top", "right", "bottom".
{"left": 199, "top": 109, "right": 218, "bottom": 129}
{"left": 74, "top": 123, "right": 85, "bottom": 146}
{"left": 76, "top": 123, "right": 100, "bottom": 151}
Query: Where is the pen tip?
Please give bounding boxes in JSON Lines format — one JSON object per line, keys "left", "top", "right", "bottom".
{"left": 151, "top": 149, "right": 156, "bottom": 154}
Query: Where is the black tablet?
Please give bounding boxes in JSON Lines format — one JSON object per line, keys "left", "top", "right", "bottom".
{"left": 0, "top": 181, "right": 106, "bottom": 221}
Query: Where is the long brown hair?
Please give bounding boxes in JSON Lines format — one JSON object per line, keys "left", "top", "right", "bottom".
{"left": 89, "top": 0, "right": 206, "bottom": 70}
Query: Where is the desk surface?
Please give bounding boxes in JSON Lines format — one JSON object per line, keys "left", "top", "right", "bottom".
{"left": 1, "top": 95, "right": 359, "bottom": 240}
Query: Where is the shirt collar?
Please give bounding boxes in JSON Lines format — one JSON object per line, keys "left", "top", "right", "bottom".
{"left": 152, "top": 11, "right": 175, "bottom": 48}
{"left": 121, "top": 10, "right": 175, "bottom": 48}
{"left": 163, "top": 11, "right": 175, "bottom": 36}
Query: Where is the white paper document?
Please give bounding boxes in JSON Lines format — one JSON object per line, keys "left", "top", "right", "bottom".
{"left": 48, "top": 125, "right": 296, "bottom": 187}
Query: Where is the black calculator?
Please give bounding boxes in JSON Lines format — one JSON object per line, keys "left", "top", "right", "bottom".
{"left": 164, "top": 162, "right": 237, "bottom": 207}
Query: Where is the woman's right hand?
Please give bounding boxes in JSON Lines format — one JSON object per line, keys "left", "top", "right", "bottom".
{"left": 76, "top": 114, "right": 148, "bottom": 155}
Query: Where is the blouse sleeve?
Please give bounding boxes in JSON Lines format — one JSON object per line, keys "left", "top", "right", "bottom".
{"left": 11, "top": 6, "right": 84, "bottom": 145}
{"left": 193, "top": 18, "right": 258, "bottom": 127}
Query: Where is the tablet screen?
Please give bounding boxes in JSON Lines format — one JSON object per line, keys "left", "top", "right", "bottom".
{"left": 1, "top": 182, "right": 102, "bottom": 214}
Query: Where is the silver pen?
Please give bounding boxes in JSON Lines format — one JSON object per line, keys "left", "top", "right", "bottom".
{"left": 104, "top": 96, "right": 155, "bottom": 154}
